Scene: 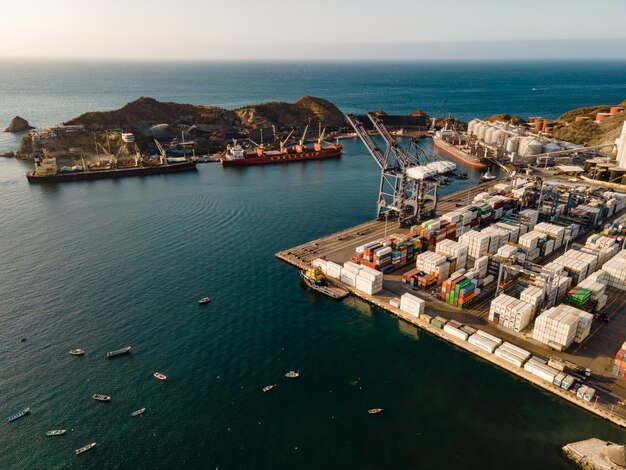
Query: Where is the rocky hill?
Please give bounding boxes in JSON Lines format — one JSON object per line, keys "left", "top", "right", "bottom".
{"left": 484, "top": 114, "right": 525, "bottom": 125}
{"left": 550, "top": 99, "right": 626, "bottom": 145}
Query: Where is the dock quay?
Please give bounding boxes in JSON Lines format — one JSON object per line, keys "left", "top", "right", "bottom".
{"left": 276, "top": 180, "right": 626, "bottom": 430}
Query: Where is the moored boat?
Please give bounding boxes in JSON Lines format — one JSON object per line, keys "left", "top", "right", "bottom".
{"left": 7, "top": 407, "right": 30, "bottom": 422}
{"left": 69, "top": 348, "right": 85, "bottom": 356}
{"left": 368, "top": 408, "right": 384, "bottom": 414}
{"left": 46, "top": 429, "right": 67, "bottom": 436}
{"left": 153, "top": 372, "right": 167, "bottom": 381}
{"left": 106, "top": 346, "right": 131, "bottom": 358}
{"left": 301, "top": 267, "right": 349, "bottom": 300}
{"left": 284, "top": 370, "right": 300, "bottom": 378}
{"left": 92, "top": 394, "right": 111, "bottom": 402}
{"left": 131, "top": 408, "right": 146, "bottom": 417}
{"left": 75, "top": 442, "right": 97, "bottom": 455}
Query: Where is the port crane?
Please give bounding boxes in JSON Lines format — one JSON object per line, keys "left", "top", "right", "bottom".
{"left": 345, "top": 112, "right": 439, "bottom": 226}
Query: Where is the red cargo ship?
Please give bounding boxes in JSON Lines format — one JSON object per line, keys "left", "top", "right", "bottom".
{"left": 220, "top": 126, "right": 342, "bottom": 166}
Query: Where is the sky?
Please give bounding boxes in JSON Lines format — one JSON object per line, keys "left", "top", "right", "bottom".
{"left": 1, "top": 0, "right": 625, "bottom": 60}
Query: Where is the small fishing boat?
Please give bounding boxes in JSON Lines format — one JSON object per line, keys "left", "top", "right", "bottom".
{"left": 262, "top": 385, "right": 275, "bottom": 392}
{"left": 106, "top": 346, "right": 131, "bottom": 358}
{"left": 153, "top": 372, "right": 167, "bottom": 381}
{"left": 198, "top": 297, "right": 211, "bottom": 304}
{"left": 368, "top": 408, "right": 384, "bottom": 414}
{"left": 92, "top": 394, "right": 111, "bottom": 402}
{"left": 75, "top": 442, "right": 97, "bottom": 455}
{"left": 7, "top": 407, "right": 30, "bottom": 422}
{"left": 284, "top": 370, "right": 300, "bottom": 378}
{"left": 69, "top": 348, "right": 85, "bottom": 356}
{"left": 131, "top": 408, "right": 146, "bottom": 417}
{"left": 46, "top": 429, "right": 67, "bottom": 436}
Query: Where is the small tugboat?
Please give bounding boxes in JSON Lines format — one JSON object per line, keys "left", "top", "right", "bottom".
{"left": 301, "top": 267, "right": 349, "bottom": 300}
{"left": 480, "top": 168, "right": 497, "bottom": 182}
{"left": 198, "top": 297, "right": 210, "bottom": 304}
{"left": 368, "top": 408, "right": 384, "bottom": 414}
{"left": 284, "top": 370, "right": 300, "bottom": 378}
{"left": 75, "top": 442, "right": 97, "bottom": 455}
{"left": 262, "top": 385, "right": 275, "bottom": 392}
{"left": 153, "top": 372, "right": 167, "bottom": 381}
{"left": 69, "top": 348, "right": 85, "bottom": 356}
{"left": 131, "top": 408, "right": 146, "bottom": 417}
{"left": 106, "top": 346, "right": 131, "bottom": 358}
{"left": 92, "top": 394, "right": 111, "bottom": 402}
{"left": 7, "top": 407, "right": 30, "bottom": 422}
{"left": 46, "top": 429, "right": 67, "bottom": 436}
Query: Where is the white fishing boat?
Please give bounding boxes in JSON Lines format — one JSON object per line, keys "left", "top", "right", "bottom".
{"left": 75, "top": 442, "right": 97, "bottom": 455}
{"left": 46, "top": 429, "right": 67, "bottom": 436}
{"left": 92, "top": 394, "right": 111, "bottom": 402}
{"left": 262, "top": 385, "right": 275, "bottom": 392}
{"left": 368, "top": 408, "right": 384, "bottom": 414}
{"left": 69, "top": 348, "right": 85, "bottom": 356}
{"left": 284, "top": 370, "right": 300, "bottom": 378}
{"left": 153, "top": 372, "right": 167, "bottom": 381}
{"left": 198, "top": 297, "right": 210, "bottom": 304}
{"left": 131, "top": 408, "right": 146, "bottom": 417}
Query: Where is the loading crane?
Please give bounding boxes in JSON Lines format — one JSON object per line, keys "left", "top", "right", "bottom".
{"left": 345, "top": 112, "right": 439, "bottom": 226}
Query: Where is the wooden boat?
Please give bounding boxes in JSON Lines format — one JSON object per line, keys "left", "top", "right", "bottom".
{"left": 262, "top": 385, "right": 275, "bottom": 392}
{"left": 75, "top": 442, "right": 97, "bottom": 455}
{"left": 284, "top": 370, "right": 300, "bottom": 378}
{"left": 131, "top": 408, "right": 146, "bottom": 417}
{"left": 7, "top": 407, "right": 30, "bottom": 422}
{"left": 106, "top": 346, "right": 131, "bottom": 358}
{"left": 46, "top": 429, "right": 67, "bottom": 436}
{"left": 69, "top": 348, "right": 85, "bottom": 356}
{"left": 368, "top": 408, "right": 384, "bottom": 414}
{"left": 92, "top": 394, "right": 111, "bottom": 402}
{"left": 153, "top": 372, "right": 167, "bottom": 381}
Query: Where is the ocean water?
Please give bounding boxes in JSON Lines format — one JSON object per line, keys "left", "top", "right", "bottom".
{"left": 1, "top": 61, "right": 626, "bottom": 469}
{"left": 1, "top": 60, "right": 626, "bottom": 152}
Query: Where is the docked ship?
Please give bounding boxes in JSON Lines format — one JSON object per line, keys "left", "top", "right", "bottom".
{"left": 27, "top": 145, "right": 197, "bottom": 183}
{"left": 221, "top": 126, "right": 342, "bottom": 167}
{"left": 432, "top": 130, "right": 489, "bottom": 168}
{"left": 301, "top": 266, "right": 349, "bottom": 300}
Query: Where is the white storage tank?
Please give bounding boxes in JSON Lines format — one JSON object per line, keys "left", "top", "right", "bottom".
{"left": 484, "top": 126, "right": 495, "bottom": 143}
{"left": 491, "top": 129, "right": 505, "bottom": 146}
{"left": 542, "top": 142, "right": 561, "bottom": 154}
{"left": 468, "top": 119, "right": 480, "bottom": 136}
{"left": 506, "top": 136, "right": 519, "bottom": 153}
{"left": 527, "top": 140, "right": 544, "bottom": 155}
{"left": 477, "top": 123, "right": 488, "bottom": 141}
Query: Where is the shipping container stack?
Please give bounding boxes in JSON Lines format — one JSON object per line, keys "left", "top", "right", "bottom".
{"left": 435, "top": 239, "right": 468, "bottom": 272}
{"left": 532, "top": 304, "right": 591, "bottom": 350}
{"left": 497, "top": 244, "right": 520, "bottom": 259}
{"left": 534, "top": 222, "right": 566, "bottom": 252}
{"left": 520, "top": 285, "right": 544, "bottom": 316}
{"left": 494, "top": 222, "right": 521, "bottom": 243}
{"left": 340, "top": 261, "right": 362, "bottom": 287}
{"left": 440, "top": 273, "right": 478, "bottom": 308}
{"left": 519, "top": 209, "right": 539, "bottom": 230}
{"left": 399, "top": 293, "right": 425, "bottom": 318}
{"left": 473, "top": 256, "right": 489, "bottom": 279}
{"left": 585, "top": 235, "right": 620, "bottom": 267}
{"left": 602, "top": 249, "right": 626, "bottom": 290}
{"left": 458, "top": 230, "right": 491, "bottom": 269}
{"left": 468, "top": 330, "right": 502, "bottom": 354}
{"left": 355, "top": 266, "right": 384, "bottom": 295}
{"left": 488, "top": 293, "right": 534, "bottom": 332}
{"left": 612, "top": 341, "right": 626, "bottom": 379}
{"left": 443, "top": 320, "right": 469, "bottom": 341}
{"left": 518, "top": 231, "right": 542, "bottom": 261}
{"left": 494, "top": 341, "right": 531, "bottom": 367}
{"left": 415, "top": 251, "right": 450, "bottom": 284}
{"left": 602, "top": 211, "right": 626, "bottom": 239}
{"left": 523, "top": 360, "right": 559, "bottom": 383}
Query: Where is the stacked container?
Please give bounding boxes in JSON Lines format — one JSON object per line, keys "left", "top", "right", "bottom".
{"left": 603, "top": 249, "right": 626, "bottom": 290}
{"left": 534, "top": 222, "right": 566, "bottom": 249}
{"left": 489, "top": 294, "right": 534, "bottom": 332}
{"left": 415, "top": 251, "right": 450, "bottom": 283}
{"left": 523, "top": 360, "right": 558, "bottom": 383}
{"left": 519, "top": 209, "right": 539, "bottom": 229}
{"left": 520, "top": 285, "right": 543, "bottom": 315}
{"left": 532, "top": 305, "right": 582, "bottom": 349}
{"left": 325, "top": 261, "right": 342, "bottom": 280}
{"left": 340, "top": 261, "right": 361, "bottom": 287}
{"left": 443, "top": 320, "right": 469, "bottom": 341}
{"left": 355, "top": 267, "right": 383, "bottom": 295}
{"left": 468, "top": 332, "right": 500, "bottom": 353}
{"left": 440, "top": 274, "right": 477, "bottom": 308}
{"left": 459, "top": 230, "right": 491, "bottom": 268}
{"left": 435, "top": 239, "right": 468, "bottom": 271}
{"left": 612, "top": 341, "right": 626, "bottom": 379}
{"left": 473, "top": 256, "right": 489, "bottom": 278}
{"left": 399, "top": 293, "right": 425, "bottom": 318}
{"left": 494, "top": 342, "right": 531, "bottom": 367}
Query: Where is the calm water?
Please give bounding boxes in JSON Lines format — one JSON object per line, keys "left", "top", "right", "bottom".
{"left": 1, "top": 61, "right": 626, "bottom": 469}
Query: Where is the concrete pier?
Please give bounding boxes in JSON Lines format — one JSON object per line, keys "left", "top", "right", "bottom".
{"left": 276, "top": 181, "right": 626, "bottom": 430}
{"left": 563, "top": 438, "right": 626, "bottom": 469}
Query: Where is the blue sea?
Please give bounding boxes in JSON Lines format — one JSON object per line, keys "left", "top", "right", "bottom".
{"left": 1, "top": 60, "right": 626, "bottom": 469}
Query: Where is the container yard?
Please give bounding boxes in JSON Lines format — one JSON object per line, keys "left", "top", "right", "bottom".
{"left": 276, "top": 174, "right": 626, "bottom": 429}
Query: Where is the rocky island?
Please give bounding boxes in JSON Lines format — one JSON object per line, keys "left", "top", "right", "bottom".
{"left": 4, "top": 116, "right": 34, "bottom": 133}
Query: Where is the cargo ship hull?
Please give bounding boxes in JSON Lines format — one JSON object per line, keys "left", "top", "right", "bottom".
{"left": 221, "top": 147, "right": 342, "bottom": 167}
{"left": 432, "top": 137, "right": 489, "bottom": 168}
{"left": 27, "top": 161, "right": 197, "bottom": 183}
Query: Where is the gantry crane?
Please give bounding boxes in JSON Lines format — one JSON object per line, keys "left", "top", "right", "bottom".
{"left": 345, "top": 112, "right": 439, "bottom": 227}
